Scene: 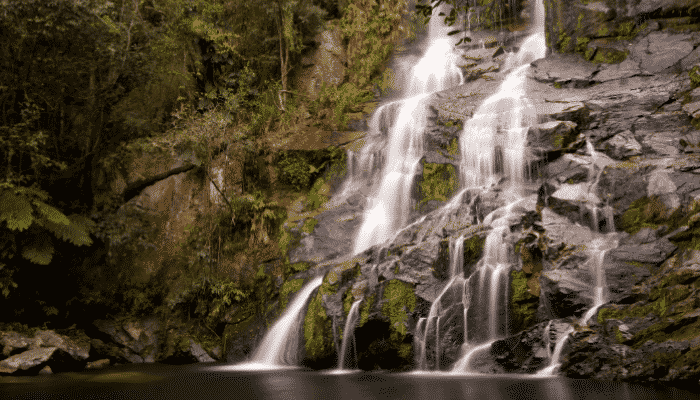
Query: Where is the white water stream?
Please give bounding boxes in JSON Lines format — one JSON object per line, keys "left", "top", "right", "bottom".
{"left": 231, "top": 276, "right": 323, "bottom": 370}
{"left": 537, "top": 142, "right": 620, "bottom": 376}
{"left": 336, "top": 300, "right": 362, "bottom": 371}
{"left": 352, "top": 3, "right": 464, "bottom": 255}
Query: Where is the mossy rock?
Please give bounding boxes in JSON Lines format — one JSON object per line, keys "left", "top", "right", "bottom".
{"left": 417, "top": 160, "right": 459, "bottom": 209}
{"left": 279, "top": 279, "right": 304, "bottom": 310}
{"left": 621, "top": 196, "right": 700, "bottom": 246}
{"left": 690, "top": 65, "right": 700, "bottom": 89}
{"left": 303, "top": 288, "right": 334, "bottom": 363}
{"left": 591, "top": 47, "right": 628, "bottom": 64}
{"left": 463, "top": 235, "right": 486, "bottom": 269}
{"left": 510, "top": 270, "right": 539, "bottom": 334}
{"left": 379, "top": 279, "right": 417, "bottom": 365}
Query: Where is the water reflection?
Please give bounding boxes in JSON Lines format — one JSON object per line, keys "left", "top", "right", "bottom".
{"left": 2, "top": 364, "right": 699, "bottom": 400}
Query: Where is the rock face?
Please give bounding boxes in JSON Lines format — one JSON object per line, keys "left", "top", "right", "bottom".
{"left": 0, "top": 330, "right": 90, "bottom": 375}
{"left": 268, "top": 2, "right": 700, "bottom": 393}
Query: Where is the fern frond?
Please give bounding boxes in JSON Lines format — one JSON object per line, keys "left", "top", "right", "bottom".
{"left": 0, "top": 192, "right": 34, "bottom": 231}
{"left": 43, "top": 215, "right": 94, "bottom": 246}
{"left": 22, "top": 232, "right": 54, "bottom": 265}
{"left": 33, "top": 200, "right": 70, "bottom": 226}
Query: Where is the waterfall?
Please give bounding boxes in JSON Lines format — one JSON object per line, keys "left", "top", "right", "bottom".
{"left": 449, "top": 0, "right": 546, "bottom": 373}
{"left": 417, "top": 235, "right": 465, "bottom": 371}
{"left": 232, "top": 276, "right": 323, "bottom": 370}
{"left": 459, "top": 33, "right": 543, "bottom": 193}
{"left": 352, "top": 3, "right": 464, "bottom": 255}
{"left": 336, "top": 300, "right": 362, "bottom": 371}
{"left": 535, "top": 326, "right": 575, "bottom": 376}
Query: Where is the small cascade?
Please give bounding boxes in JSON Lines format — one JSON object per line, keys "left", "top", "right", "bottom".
{"left": 581, "top": 239, "right": 612, "bottom": 325}
{"left": 542, "top": 320, "right": 553, "bottom": 359}
{"left": 417, "top": 235, "right": 465, "bottom": 370}
{"left": 459, "top": 32, "right": 544, "bottom": 192}
{"left": 462, "top": 278, "right": 470, "bottom": 345}
{"left": 451, "top": 201, "right": 521, "bottom": 373}
{"left": 236, "top": 276, "right": 324, "bottom": 369}
{"left": 336, "top": 300, "right": 362, "bottom": 371}
{"left": 352, "top": 3, "right": 464, "bottom": 255}
{"left": 536, "top": 326, "right": 575, "bottom": 376}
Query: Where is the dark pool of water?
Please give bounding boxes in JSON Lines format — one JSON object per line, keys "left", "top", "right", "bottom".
{"left": 2, "top": 363, "right": 698, "bottom": 400}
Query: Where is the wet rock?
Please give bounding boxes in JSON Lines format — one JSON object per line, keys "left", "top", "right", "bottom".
{"left": 543, "top": 154, "right": 590, "bottom": 184}
{"left": 34, "top": 331, "right": 90, "bottom": 362}
{"left": 619, "top": 226, "right": 663, "bottom": 246}
{"left": 603, "top": 130, "right": 642, "bottom": 159}
{"left": 1, "top": 332, "right": 32, "bottom": 359}
{"left": 189, "top": 340, "right": 216, "bottom": 362}
{"left": 85, "top": 359, "right": 111, "bottom": 370}
{"left": 532, "top": 53, "right": 599, "bottom": 86}
{"left": 0, "top": 347, "right": 78, "bottom": 375}
{"left": 528, "top": 121, "right": 579, "bottom": 152}
{"left": 93, "top": 318, "right": 160, "bottom": 363}
{"left": 637, "top": 32, "right": 695, "bottom": 74}
{"left": 540, "top": 268, "right": 592, "bottom": 319}
{"left": 289, "top": 204, "right": 363, "bottom": 264}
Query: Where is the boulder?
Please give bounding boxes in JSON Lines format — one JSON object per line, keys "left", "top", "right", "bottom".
{"left": 0, "top": 347, "right": 77, "bottom": 375}
{"left": 1, "top": 332, "right": 32, "bottom": 359}
{"left": 93, "top": 318, "right": 160, "bottom": 363}
{"left": 602, "top": 130, "right": 642, "bottom": 159}
{"left": 189, "top": 340, "right": 216, "bottom": 363}
{"left": 85, "top": 359, "right": 111, "bottom": 370}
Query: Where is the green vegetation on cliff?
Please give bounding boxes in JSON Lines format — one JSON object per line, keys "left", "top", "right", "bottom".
{"left": 381, "top": 279, "right": 416, "bottom": 360}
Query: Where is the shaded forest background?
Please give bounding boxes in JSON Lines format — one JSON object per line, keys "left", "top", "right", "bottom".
{"left": 0, "top": 0, "right": 465, "bottom": 330}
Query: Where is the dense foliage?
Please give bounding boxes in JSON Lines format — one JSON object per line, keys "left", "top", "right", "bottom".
{"left": 0, "top": 0, "right": 418, "bottom": 327}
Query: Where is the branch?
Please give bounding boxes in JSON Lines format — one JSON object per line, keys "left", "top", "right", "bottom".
{"left": 209, "top": 176, "right": 234, "bottom": 217}
{"left": 123, "top": 164, "right": 197, "bottom": 203}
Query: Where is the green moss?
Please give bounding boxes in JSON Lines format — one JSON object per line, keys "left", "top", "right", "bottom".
{"left": 592, "top": 48, "right": 628, "bottom": 64}
{"left": 692, "top": 117, "right": 700, "bottom": 131}
{"left": 510, "top": 270, "right": 539, "bottom": 333}
{"left": 616, "top": 21, "right": 636, "bottom": 39}
{"left": 359, "top": 293, "right": 375, "bottom": 327}
{"left": 688, "top": 63, "right": 699, "bottom": 88}
{"left": 301, "top": 218, "right": 318, "bottom": 233}
{"left": 597, "top": 25, "right": 609, "bottom": 37}
{"left": 343, "top": 286, "right": 354, "bottom": 315}
{"left": 615, "top": 326, "right": 625, "bottom": 343}
{"left": 621, "top": 196, "right": 700, "bottom": 247}
{"left": 438, "top": 137, "right": 460, "bottom": 161}
{"left": 418, "top": 161, "right": 458, "bottom": 207}
{"left": 558, "top": 30, "right": 572, "bottom": 52}
{"left": 575, "top": 37, "right": 592, "bottom": 58}
{"left": 284, "top": 261, "right": 311, "bottom": 279}
{"left": 279, "top": 279, "right": 304, "bottom": 310}
{"left": 576, "top": 13, "right": 584, "bottom": 31}
{"left": 382, "top": 280, "right": 416, "bottom": 337}
{"left": 303, "top": 288, "right": 334, "bottom": 360}
{"left": 463, "top": 235, "right": 485, "bottom": 267}
{"left": 554, "top": 82, "right": 562, "bottom": 89}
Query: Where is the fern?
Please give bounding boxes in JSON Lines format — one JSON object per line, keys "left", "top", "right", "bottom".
{"left": 0, "top": 191, "right": 34, "bottom": 231}
{"left": 21, "top": 231, "right": 54, "bottom": 265}
{"left": 1, "top": 185, "right": 94, "bottom": 272}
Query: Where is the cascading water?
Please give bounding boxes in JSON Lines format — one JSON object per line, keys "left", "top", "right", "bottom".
{"left": 336, "top": 300, "right": 362, "bottom": 371}
{"left": 449, "top": 0, "right": 546, "bottom": 374}
{"left": 537, "top": 143, "right": 621, "bottom": 376}
{"left": 232, "top": 276, "right": 323, "bottom": 370}
{"left": 352, "top": 3, "right": 464, "bottom": 255}
{"left": 417, "top": 235, "right": 465, "bottom": 371}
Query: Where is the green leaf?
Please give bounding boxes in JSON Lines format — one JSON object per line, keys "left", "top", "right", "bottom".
{"left": 43, "top": 215, "right": 93, "bottom": 246}
{"left": 0, "top": 191, "right": 34, "bottom": 231}
{"left": 22, "top": 232, "right": 54, "bottom": 265}
{"left": 447, "top": 30, "right": 461, "bottom": 36}
{"left": 32, "top": 200, "right": 69, "bottom": 226}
